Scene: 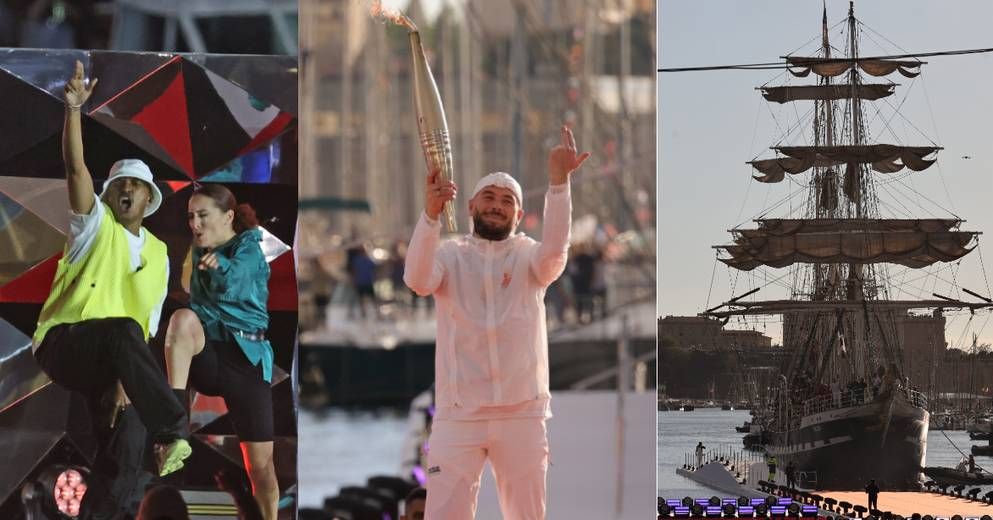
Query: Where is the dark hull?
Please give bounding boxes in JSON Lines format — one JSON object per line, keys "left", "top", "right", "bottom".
{"left": 767, "top": 398, "right": 928, "bottom": 490}
{"left": 971, "top": 444, "right": 993, "bottom": 456}
{"left": 923, "top": 467, "right": 993, "bottom": 485}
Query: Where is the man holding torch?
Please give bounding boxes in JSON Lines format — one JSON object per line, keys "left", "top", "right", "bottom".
{"left": 404, "top": 125, "right": 590, "bottom": 519}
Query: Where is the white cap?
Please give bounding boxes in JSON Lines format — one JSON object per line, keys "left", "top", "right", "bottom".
{"left": 100, "top": 159, "right": 162, "bottom": 217}
{"left": 471, "top": 172, "right": 523, "bottom": 206}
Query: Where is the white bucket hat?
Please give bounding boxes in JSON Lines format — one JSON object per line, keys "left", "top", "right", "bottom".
{"left": 471, "top": 172, "right": 523, "bottom": 206}
{"left": 100, "top": 159, "right": 162, "bottom": 217}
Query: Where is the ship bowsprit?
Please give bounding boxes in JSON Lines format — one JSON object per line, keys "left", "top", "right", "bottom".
{"left": 766, "top": 390, "right": 929, "bottom": 491}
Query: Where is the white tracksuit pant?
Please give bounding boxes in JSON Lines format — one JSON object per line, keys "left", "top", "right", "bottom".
{"left": 424, "top": 416, "right": 549, "bottom": 519}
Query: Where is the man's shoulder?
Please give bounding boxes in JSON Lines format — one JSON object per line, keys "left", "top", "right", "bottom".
{"left": 141, "top": 228, "right": 169, "bottom": 257}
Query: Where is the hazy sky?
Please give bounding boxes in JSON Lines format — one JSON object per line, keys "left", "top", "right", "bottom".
{"left": 658, "top": 1, "right": 993, "bottom": 348}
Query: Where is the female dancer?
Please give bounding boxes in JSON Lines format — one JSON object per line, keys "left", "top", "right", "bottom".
{"left": 165, "top": 183, "right": 277, "bottom": 519}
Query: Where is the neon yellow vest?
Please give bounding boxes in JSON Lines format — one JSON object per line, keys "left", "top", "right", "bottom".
{"left": 34, "top": 203, "right": 168, "bottom": 343}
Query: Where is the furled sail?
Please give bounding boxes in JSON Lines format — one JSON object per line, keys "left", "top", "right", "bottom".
{"left": 750, "top": 145, "right": 940, "bottom": 182}
{"left": 785, "top": 56, "right": 922, "bottom": 78}
{"left": 750, "top": 218, "right": 963, "bottom": 235}
{"left": 760, "top": 84, "right": 896, "bottom": 103}
{"left": 716, "top": 219, "right": 978, "bottom": 270}
{"left": 703, "top": 299, "right": 992, "bottom": 318}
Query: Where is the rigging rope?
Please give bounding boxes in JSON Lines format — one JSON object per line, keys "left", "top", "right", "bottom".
{"left": 659, "top": 47, "right": 993, "bottom": 73}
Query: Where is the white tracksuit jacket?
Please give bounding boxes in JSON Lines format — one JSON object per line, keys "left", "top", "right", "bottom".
{"left": 404, "top": 183, "right": 571, "bottom": 419}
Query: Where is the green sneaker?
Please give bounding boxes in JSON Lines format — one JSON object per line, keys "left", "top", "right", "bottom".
{"left": 156, "top": 438, "right": 192, "bottom": 476}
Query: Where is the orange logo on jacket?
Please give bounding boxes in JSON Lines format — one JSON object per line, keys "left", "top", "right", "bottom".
{"left": 501, "top": 272, "right": 511, "bottom": 288}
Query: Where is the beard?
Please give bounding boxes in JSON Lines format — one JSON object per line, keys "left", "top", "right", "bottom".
{"left": 472, "top": 211, "right": 514, "bottom": 241}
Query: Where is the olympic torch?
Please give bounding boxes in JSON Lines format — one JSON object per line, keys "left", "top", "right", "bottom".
{"left": 409, "top": 31, "right": 458, "bottom": 232}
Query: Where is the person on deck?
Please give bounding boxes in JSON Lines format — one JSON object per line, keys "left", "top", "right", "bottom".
{"left": 785, "top": 460, "right": 797, "bottom": 490}
{"left": 864, "top": 479, "right": 880, "bottom": 510}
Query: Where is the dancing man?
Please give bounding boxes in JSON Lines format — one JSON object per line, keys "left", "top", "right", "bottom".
{"left": 32, "top": 61, "right": 191, "bottom": 514}
{"left": 405, "top": 125, "right": 590, "bottom": 519}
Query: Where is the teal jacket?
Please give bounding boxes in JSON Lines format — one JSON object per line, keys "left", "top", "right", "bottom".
{"left": 190, "top": 228, "right": 273, "bottom": 382}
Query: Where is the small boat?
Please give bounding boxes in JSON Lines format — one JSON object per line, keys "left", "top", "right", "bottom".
{"left": 970, "top": 431, "right": 992, "bottom": 441}
{"left": 721, "top": 403, "right": 733, "bottom": 411}
{"left": 736, "top": 422, "right": 752, "bottom": 433}
{"left": 971, "top": 444, "right": 993, "bottom": 456}
{"left": 923, "top": 466, "right": 993, "bottom": 485}
{"left": 681, "top": 404, "right": 695, "bottom": 412}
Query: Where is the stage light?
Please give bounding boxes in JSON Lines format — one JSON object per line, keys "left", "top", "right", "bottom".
{"left": 411, "top": 465, "right": 426, "bottom": 485}
{"left": 786, "top": 502, "right": 799, "bottom": 516}
{"left": 800, "top": 504, "right": 817, "bottom": 517}
{"left": 36, "top": 465, "right": 89, "bottom": 519}
{"left": 721, "top": 503, "right": 736, "bottom": 517}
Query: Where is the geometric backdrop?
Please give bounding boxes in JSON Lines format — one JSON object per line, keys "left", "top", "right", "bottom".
{"left": 0, "top": 49, "right": 298, "bottom": 517}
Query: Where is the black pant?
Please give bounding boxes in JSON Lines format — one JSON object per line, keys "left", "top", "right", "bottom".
{"left": 81, "top": 406, "right": 153, "bottom": 520}
{"left": 189, "top": 337, "right": 274, "bottom": 442}
{"left": 868, "top": 495, "right": 878, "bottom": 509}
{"left": 34, "top": 317, "right": 188, "bottom": 443}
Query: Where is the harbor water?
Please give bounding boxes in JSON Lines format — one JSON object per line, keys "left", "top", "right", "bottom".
{"left": 659, "top": 408, "right": 991, "bottom": 498}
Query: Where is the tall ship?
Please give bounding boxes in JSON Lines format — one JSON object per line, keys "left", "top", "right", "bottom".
{"left": 703, "top": 3, "right": 989, "bottom": 490}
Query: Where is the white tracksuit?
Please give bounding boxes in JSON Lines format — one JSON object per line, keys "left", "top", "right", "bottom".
{"left": 404, "top": 182, "right": 571, "bottom": 520}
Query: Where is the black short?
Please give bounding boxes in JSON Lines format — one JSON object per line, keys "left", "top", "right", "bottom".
{"left": 189, "top": 337, "right": 273, "bottom": 442}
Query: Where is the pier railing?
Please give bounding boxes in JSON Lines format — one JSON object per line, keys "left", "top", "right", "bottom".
{"left": 680, "top": 444, "right": 766, "bottom": 485}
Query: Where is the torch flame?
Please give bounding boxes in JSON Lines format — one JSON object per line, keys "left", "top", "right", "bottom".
{"left": 370, "top": 0, "right": 417, "bottom": 31}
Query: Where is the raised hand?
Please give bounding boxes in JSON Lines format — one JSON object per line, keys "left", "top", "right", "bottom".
{"left": 425, "top": 166, "right": 457, "bottom": 221}
{"left": 64, "top": 60, "right": 98, "bottom": 109}
{"left": 547, "top": 125, "right": 591, "bottom": 185}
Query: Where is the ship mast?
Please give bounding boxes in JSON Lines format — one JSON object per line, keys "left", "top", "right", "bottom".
{"left": 708, "top": 2, "right": 982, "bottom": 397}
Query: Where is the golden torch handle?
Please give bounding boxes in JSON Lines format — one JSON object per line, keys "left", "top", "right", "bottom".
{"left": 409, "top": 31, "right": 458, "bottom": 232}
{"left": 420, "top": 130, "right": 458, "bottom": 231}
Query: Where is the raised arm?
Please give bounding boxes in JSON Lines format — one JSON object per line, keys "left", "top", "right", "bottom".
{"left": 403, "top": 168, "right": 455, "bottom": 296}
{"left": 63, "top": 60, "right": 99, "bottom": 215}
{"left": 530, "top": 125, "right": 591, "bottom": 286}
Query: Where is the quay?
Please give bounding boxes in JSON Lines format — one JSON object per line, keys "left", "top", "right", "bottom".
{"left": 669, "top": 456, "right": 993, "bottom": 517}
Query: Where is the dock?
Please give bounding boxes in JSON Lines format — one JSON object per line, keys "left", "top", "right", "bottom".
{"left": 671, "top": 460, "right": 993, "bottom": 517}
{"left": 812, "top": 491, "right": 993, "bottom": 517}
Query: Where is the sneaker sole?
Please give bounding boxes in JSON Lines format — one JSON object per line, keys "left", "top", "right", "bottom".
{"left": 159, "top": 439, "right": 193, "bottom": 476}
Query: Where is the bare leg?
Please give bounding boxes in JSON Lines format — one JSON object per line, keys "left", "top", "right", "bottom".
{"left": 164, "top": 309, "right": 206, "bottom": 389}
{"left": 242, "top": 441, "right": 278, "bottom": 520}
